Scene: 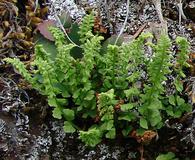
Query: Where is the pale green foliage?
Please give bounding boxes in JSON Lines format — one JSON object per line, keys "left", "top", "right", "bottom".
{"left": 175, "top": 37, "right": 190, "bottom": 73}
{"left": 98, "top": 89, "right": 116, "bottom": 138}
{"left": 78, "top": 13, "right": 95, "bottom": 43}
{"left": 156, "top": 152, "right": 178, "bottom": 160}
{"left": 174, "top": 36, "right": 190, "bottom": 92}
{"left": 4, "top": 58, "right": 33, "bottom": 83}
{"left": 4, "top": 13, "right": 191, "bottom": 147}
{"left": 166, "top": 95, "right": 191, "bottom": 118}
{"left": 79, "top": 89, "right": 116, "bottom": 146}
{"left": 139, "top": 35, "right": 172, "bottom": 128}
{"left": 63, "top": 121, "right": 76, "bottom": 133}
{"left": 79, "top": 127, "right": 102, "bottom": 147}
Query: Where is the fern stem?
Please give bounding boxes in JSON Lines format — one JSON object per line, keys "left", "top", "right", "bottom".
{"left": 54, "top": 14, "right": 81, "bottom": 48}
{"left": 114, "top": 0, "right": 130, "bottom": 45}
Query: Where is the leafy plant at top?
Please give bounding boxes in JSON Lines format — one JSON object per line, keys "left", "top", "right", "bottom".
{"left": 4, "top": 13, "right": 191, "bottom": 147}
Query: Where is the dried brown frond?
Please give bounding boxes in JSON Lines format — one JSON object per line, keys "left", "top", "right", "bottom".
{"left": 0, "top": 0, "right": 48, "bottom": 62}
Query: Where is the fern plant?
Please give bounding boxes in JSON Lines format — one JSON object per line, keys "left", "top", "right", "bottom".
{"left": 5, "top": 13, "right": 191, "bottom": 147}
{"left": 139, "top": 34, "right": 172, "bottom": 129}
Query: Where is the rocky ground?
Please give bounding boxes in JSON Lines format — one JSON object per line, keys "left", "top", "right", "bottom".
{"left": 1, "top": 0, "right": 195, "bottom": 159}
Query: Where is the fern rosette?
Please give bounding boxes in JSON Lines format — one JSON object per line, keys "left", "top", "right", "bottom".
{"left": 4, "top": 13, "right": 192, "bottom": 147}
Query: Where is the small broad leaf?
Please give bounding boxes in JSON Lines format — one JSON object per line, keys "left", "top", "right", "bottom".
{"left": 56, "top": 98, "right": 67, "bottom": 106}
{"left": 181, "top": 103, "right": 192, "bottom": 112}
{"left": 55, "top": 84, "right": 70, "bottom": 97}
{"left": 148, "top": 99, "right": 162, "bottom": 109}
{"left": 174, "top": 79, "right": 183, "bottom": 92}
{"left": 101, "top": 120, "right": 114, "bottom": 131}
{"left": 48, "top": 98, "right": 58, "bottom": 107}
{"left": 176, "top": 96, "right": 185, "bottom": 106}
{"left": 124, "top": 87, "right": 140, "bottom": 98}
{"left": 118, "top": 113, "right": 136, "bottom": 121}
{"left": 73, "top": 89, "right": 81, "bottom": 99}
{"left": 59, "top": 11, "right": 72, "bottom": 28}
{"left": 84, "top": 90, "right": 95, "bottom": 101}
{"left": 140, "top": 118, "right": 148, "bottom": 129}
{"left": 156, "top": 152, "right": 177, "bottom": 160}
{"left": 52, "top": 107, "right": 62, "bottom": 119}
{"left": 62, "top": 109, "right": 75, "bottom": 121}
{"left": 105, "top": 128, "right": 116, "bottom": 139}
{"left": 122, "top": 126, "right": 133, "bottom": 136}
{"left": 37, "top": 20, "right": 56, "bottom": 41}
{"left": 174, "top": 110, "right": 182, "bottom": 118}
{"left": 103, "top": 80, "right": 112, "bottom": 89}
{"left": 166, "top": 106, "right": 174, "bottom": 116}
{"left": 150, "top": 114, "right": 162, "bottom": 127}
{"left": 101, "top": 112, "right": 113, "bottom": 121}
{"left": 34, "top": 33, "right": 57, "bottom": 59}
{"left": 121, "top": 103, "right": 134, "bottom": 111}
{"left": 169, "top": 95, "right": 176, "bottom": 106}
{"left": 63, "top": 121, "right": 76, "bottom": 133}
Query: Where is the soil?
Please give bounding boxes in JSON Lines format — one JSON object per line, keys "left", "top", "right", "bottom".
{"left": 1, "top": 0, "right": 195, "bottom": 160}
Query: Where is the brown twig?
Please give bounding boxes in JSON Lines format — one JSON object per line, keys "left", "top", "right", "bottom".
{"left": 54, "top": 13, "right": 81, "bottom": 48}
{"left": 132, "top": 23, "right": 147, "bottom": 39}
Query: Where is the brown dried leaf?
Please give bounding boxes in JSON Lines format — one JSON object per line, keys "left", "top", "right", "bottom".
{"left": 0, "top": 32, "right": 3, "bottom": 39}
{"left": 31, "top": 17, "right": 42, "bottom": 25}
{"left": 37, "top": 20, "right": 56, "bottom": 41}
{"left": 191, "top": 92, "right": 195, "bottom": 104}
{"left": 130, "top": 130, "right": 157, "bottom": 144}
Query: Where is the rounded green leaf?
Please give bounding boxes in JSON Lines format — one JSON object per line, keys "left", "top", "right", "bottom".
{"left": 121, "top": 103, "right": 134, "bottom": 111}
{"left": 105, "top": 128, "right": 116, "bottom": 139}
{"left": 52, "top": 107, "right": 62, "bottom": 119}
{"left": 63, "top": 109, "right": 75, "bottom": 121}
{"left": 63, "top": 121, "right": 76, "bottom": 133}
{"left": 140, "top": 118, "right": 148, "bottom": 129}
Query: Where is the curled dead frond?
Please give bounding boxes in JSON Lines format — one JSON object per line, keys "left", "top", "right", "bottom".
{"left": 0, "top": 0, "right": 48, "bottom": 62}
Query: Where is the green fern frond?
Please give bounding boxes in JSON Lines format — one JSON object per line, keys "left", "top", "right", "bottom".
{"left": 82, "top": 35, "right": 104, "bottom": 74}
{"left": 36, "top": 59, "right": 57, "bottom": 97}
{"left": 72, "top": 35, "right": 104, "bottom": 112}
{"left": 175, "top": 36, "right": 190, "bottom": 77}
{"left": 97, "top": 89, "right": 115, "bottom": 139}
{"left": 49, "top": 27, "right": 66, "bottom": 47}
{"left": 147, "top": 34, "right": 172, "bottom": 96}
{"left": 97, "top": 89, "right": 115, "bottom": 118}
{"left": 33, "top": 45, "right": 59, "bottom": 98}
{"left": 34, "top": 45, "right": 51, "bottom": 62}
{"left": 122, "top": 32, "right": 153, "bottom": 83}
{"left": 4, "top": 58, "right": 33, "bottom": 83}
{"left": 98, "top": 45, "right": 119, "bottom": 91}
{"left": 140, "top": 34, "right": 172, "bottom": 128}
{"left": 78, "top": 13, "right": 95, "bottom": 43}
{"left": 55, "top": 44, "right": 75, "bottom": 71}
{"left": 79, "top": 127, "right": 102, "bottom": 147}
{"left": 123, "top": 32, "right": 153, "bottom": 67}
